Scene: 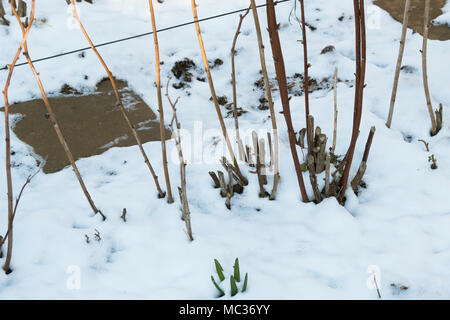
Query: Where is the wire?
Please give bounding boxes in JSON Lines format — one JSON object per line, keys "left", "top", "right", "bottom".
{"left": 0, "top": 0, "right": 290, "bottom": 72}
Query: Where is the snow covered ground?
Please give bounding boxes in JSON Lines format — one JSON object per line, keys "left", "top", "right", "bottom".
{"left": 0, "top": 0, "right": 449, "bottom": 299}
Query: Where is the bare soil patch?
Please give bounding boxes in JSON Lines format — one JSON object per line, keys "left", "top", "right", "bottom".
{"left": 374, "top": 0, "right": 450, "bottom": 41}
{"left": 4, "top": 79, "right": 171, "bottom": 173}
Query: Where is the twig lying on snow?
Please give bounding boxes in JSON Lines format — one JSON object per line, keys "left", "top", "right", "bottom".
{"left": 70, "top": 0, "right": 166, "bottom": 198}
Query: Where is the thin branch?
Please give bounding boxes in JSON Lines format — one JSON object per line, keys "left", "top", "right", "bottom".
{"left": 231, "top": 5, "right": 250, "bottom": 162}
{"left": 2, "top": 0, "right": 36, "bottom": 274}
{"left": 338, "top": 0, "right": 366, "bottom": 204}
{"left": 15, "top": 2, "right": 105, "bottom": 220}
{"left": 266, "top": 0, "right": 309, "bottom": 202}
{"left": 421, "top": 0, "right": 438, "bottom": 136}
{"left": 70, "top": 0, "right": 165, "bottom": 198}
{"left": 386, "top": 0, "right": 411, "bottom": 128}
{"left": 166, "top": 78, "right": 193, "bottom": 241}
{"left": 250, "top": 0, "right": 280, "bottom": 200}
{"left": 191, "top": 0, "right": 248, "bottom": 186}
{"left": 148, "top": 0, "right": 173, "bottom": 203}
{"left": 332, "top": 66, "right": 338, "bottom": 154}
{"left": 0, "top": 161, "right": 43, "bottom": 249}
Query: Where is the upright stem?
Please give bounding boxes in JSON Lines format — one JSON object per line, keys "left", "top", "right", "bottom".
{"left": 148, "top": 0, "right": 173, "bottom": 203}
{"left": 421, "top": 0, "right": 438, "bottom": 136}
{"left": 299, "top": 0, "right": 312, "bottom": 150}
{"left": 332, "top": 66, "right": 338, "bottom": 154}
{"left": 266, "top": 0, "right": 309, "bottom": 202}
{"left": 166, "top": 78, "right": 193, "bottom": 241}
{"left": 231, "top": 6, "right": 250, "bottom": 162}
{"left": 338, "top": 0, "right": 366, "bottom": 203}
{"left": 0, "top": 0, "right": 9, "bottom": 25}
{"left": 250, "top": 0, "right": 280, "bottom": 200}
{"left": 386, "top": 0, "right": 411, "bottom": 128}
{"left": 70, "top": 0, "right": 165, "bottom": 197}
{"left": 2, "top": 0, "right": 35, "bottom": 274}
{"left": 191, "top": 0, "right": 248, "bottom": 186}
{"left": 12, "top": 2, "right": 105, "bottom": 220}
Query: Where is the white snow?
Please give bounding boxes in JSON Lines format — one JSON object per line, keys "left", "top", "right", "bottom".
{"left": 0, "top": 0, "right": 449, "bottom": 299}
{"left": 434, "top": 0, "right": 450, "bottom": 25}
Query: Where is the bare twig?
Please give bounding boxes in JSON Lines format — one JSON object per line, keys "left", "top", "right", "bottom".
{"left": 418, "top": 139, "right": 430, "bottom": 152}
{"left": 0, "top": 161, "right": 43, "bottom": 252}
{"left": 250, "top": 0, "right": 280, "bottom": 200}
{"left": 338, "top": 0, "right": 366, "bottom": 204}
{"left": 299, "top": 0, "right": 312, "bottom": 151}
{"left": 266, "top": 0, "right": 308, "bottom": 202}
{"left": 231, "top": 5, "right": 250, "bottom": 162}
{"left": 148, "top": 0, "right": 173, "bottom": 203}
{"left": 351, "top": 126, "right": 375, "bottom": 192}
{"left": 422, "top": 0, "right": 438, "bottom": 136}
{"left": 70, "top": 0, "right": 165, "bottom": 198}
{"left": 374, "top": 274, "right": 382, "bottom": 299}
{"left": 121, "top": 208, "right": 127, "bottom": 222}
{"left": 386, "top": 0, "right": 411, "bottom": 128}
{"left": 166, "top": 78, "right": 193, "bottom": 241}
{"left": 2, "top": 0, "right": 36, "bottom": 274}
{"left": 13, "top": 5, "right": 105, "bottom": 222}
{"left": 332, "top": 66, "right": 338, "bottom": 154}
{"left": 252, "top": 131, "right": 267, "bottom": 197}
{"left": 0, "top": 0, "right": 9, "bottom": 25}
{"left": 191, "top": 0, "right": 248, "bottom": 186}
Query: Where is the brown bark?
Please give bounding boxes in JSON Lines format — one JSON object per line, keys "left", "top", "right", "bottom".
{"left": 266, "top": 0, "right": 309, "bottom": 202}
{"left": 299, "top": 0, "right": 312, "bottom": 151}
{"left": 148, "top": 0, "right": 173, "bottom": 203}
{"left": 338, "top": 0, "right": 366, "bottom": 204}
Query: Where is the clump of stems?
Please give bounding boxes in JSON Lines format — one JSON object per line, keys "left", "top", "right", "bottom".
{"left": 250, "top": 0, "right": 280, "bottom": 200}
{"left": 191, "top": 0, "right": 248, "bottom": 186}
{"left": 70, "top": 0, "right": 165, "bottom": 198}
{"left": 148, "top": 0, "right": 173, "bottom": 203}
{"left": 266, "top": 0, "right": 309, "bottom": 202}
